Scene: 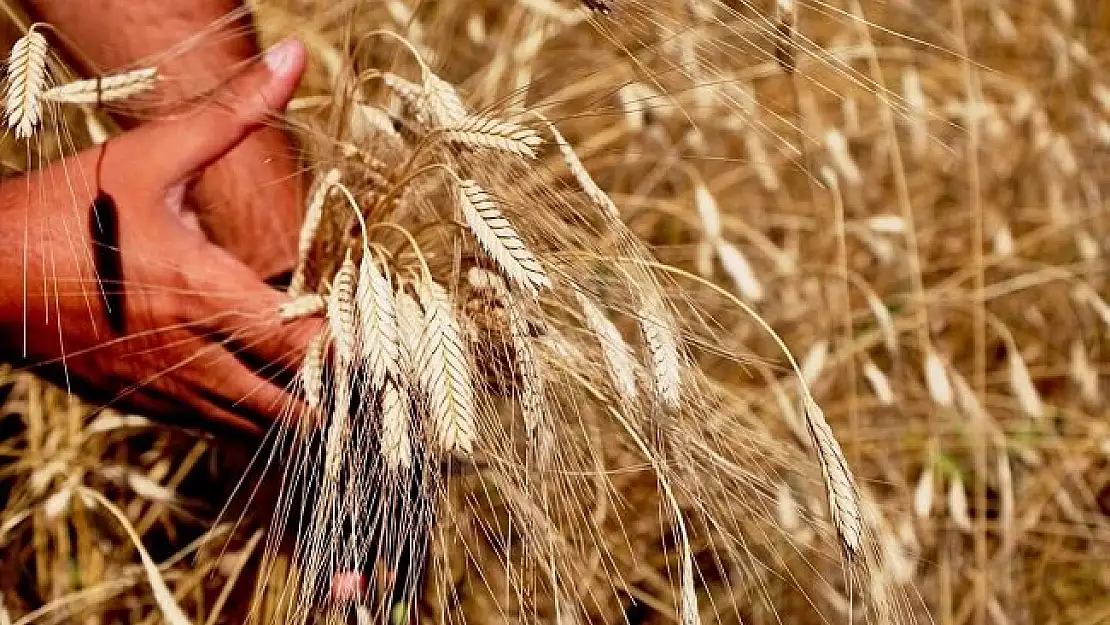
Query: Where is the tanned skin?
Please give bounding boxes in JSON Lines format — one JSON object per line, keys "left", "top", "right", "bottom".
{"left": 2, "top": 4, "right": 319, "bottom": 434}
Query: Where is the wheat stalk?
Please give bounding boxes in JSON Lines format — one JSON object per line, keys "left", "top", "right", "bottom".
{"left": 802, "top": 395, "right": 863, "bottom": 557}
{"left": 356, "top": 252, "right": 401, "bottom": 388}
{"left": 415, "top": 278, "right": 477, "bottom": 456}
{"left": 4, "top": 28, "right": 49, "bottom": 139}
{"left": 574, "top": 288, "right": 639, "bottom": 404}
{"left": 42, "top": 68, "right": 157, "bottom": 104}
{"left": 457, "top": 179, "right": 551, "bottom": 296}
{"left": 443, "top": 115, "right": 543, "bottom": 158}
{"left": 638, "top": 288, "right": 682, "bottom": 410}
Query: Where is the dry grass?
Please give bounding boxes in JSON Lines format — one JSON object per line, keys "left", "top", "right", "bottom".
{"left": 3, "top": 0, "right": 1110, "bottom": 624}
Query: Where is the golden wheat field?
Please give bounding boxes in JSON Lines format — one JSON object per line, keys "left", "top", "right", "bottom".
{"left": 1, "top": 0, "right": 1109, "bottom": 623}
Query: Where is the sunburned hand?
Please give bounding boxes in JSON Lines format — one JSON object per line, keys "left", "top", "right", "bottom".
{"left": 0, "top": 39, "right": 317, "bottom": 436}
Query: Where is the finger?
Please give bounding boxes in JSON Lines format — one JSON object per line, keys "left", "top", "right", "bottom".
{"left": 186, "top": 342, "right": 314, "bottom": 429}
{"left": 119, "top": 38, "right": 307, "bottom": 186}
{"left": 190, "top": 249, "right": 323, "bottom": 375}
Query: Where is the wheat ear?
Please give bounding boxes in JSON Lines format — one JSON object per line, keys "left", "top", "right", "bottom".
{"left": 542, "top": 118, "right": 621, "bottom": 219}
{"left": 327, "top": 253, "right": 359, "bottom": 361}
{"left": 43, "top": 68, "right": 157, "bottom": 104}
{"left": 415, "top": 279, "right": 477, "bottom": 456}
{"left": 290, "top": 168, "right": 340, "bottom": 297}
{"left": 422, "top": 71, "right": 469, "bottom": 128}
{"left": 574, "top": 288, "right": 639, "bottom": 404}
{"left": 356, "top": 252, "right": 401, "bottom": 388}
{"left": 4, "top": 28, "right": 49, "bottom": 139}
{"left": 395, "top": 290, "right": 424, "bottom": 378}
{"left": 802, "top": 394, "right": 863, "bottom": 557}
{"left": 382, "top": 72, "right": 430, "bottom": 127}
{"left": 301, "top": 328, "right": 329, "bottom": 412}
{"left": 379, "top": 378, "right": 414, "bottom": 472}
{"left": 476, "top": 269, "right": 551, "bottom": 455}
{"left": 457, "top": 179, "right": 551, "bottom": 296}
{"left": 638, "top": 288, "right": 682, "bottom": 410}
{"left": 443, "top": 115, "right": 543, "bottom": 158}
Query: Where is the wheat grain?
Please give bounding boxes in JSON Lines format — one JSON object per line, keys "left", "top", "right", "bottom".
{"left": 638, "top": 289, "right": 682, "bottom": 410}
{"left": 1007, "top": 344, "right": 1044, "bottom": 418}
{"left": 457, "top": 179, "right": 551, "bottom": 296}
{"left": 4, "top": 29, "right": 49, "bottom": 139}
{"left": 824, "top": 128, "right": 861, "bottom": 186}
{"left": 861, "top": 359, "right": 894, "bottom": 406}
{"left": 443, "top": 115, "right": 543, "bottom": 158}
{"left": 693, "top": 181, "right": 722, "bottom": 241}
{"left": 800, "top": 339, "right": 829, "bottom": 387}
{"left": 356, "top": 253, "right": 401, "bottom": 388}
{"left": 947, "top": 474, "right": 972, "bottom": 533}
{"left": 327, "top": 253, "right": 359, "bottom": 360}
{"left": 379, "top": 379, "right": 413, "bottom": 471}
{"left": 901, "top": 67, "right": 928, "bottom": 158}
{"left": 867, "top": 215, "right": 906, "bottom": 234}
{"left": 802, "top": 395, "right": 862, "bottom": 557}
{"left": 716, "top": 240, "right": 764, "bottom": 303}
{"left": 776, "top": 481, "right": 802, "bottom": 533}
{"left": 415, "top": 278, "right": 477, "bottom": 456}
{"left": 1069, "top": 340, "right": 1099, "bottom": 405}
{"left": 42, "top": 68, "right": 158, "bottom": 104}
{"left": 574, "top": 288, "right": 639, "bottom": 404}
{"left": 913, "top": 466, "right": 934, "bottom": 519}
{"left": 544, "top": 119, "right": 620, "bottom": 219}
{"left": 923, "top": 348, "right": 954, "bottom": 408}
{"left": 382, "top": 72, "right": 430, "bottom": 127}
{"left": 290, "top": 168, "right": 340, "bottom": 297}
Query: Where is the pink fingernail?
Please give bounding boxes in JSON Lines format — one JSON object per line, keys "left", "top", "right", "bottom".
{"left": 263, "top": 39, "right": 298, "bottom": 77}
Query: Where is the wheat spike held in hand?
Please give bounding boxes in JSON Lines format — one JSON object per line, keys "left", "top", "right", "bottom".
{"left": 4, "top": 28, "right": 49, "bottom": 139}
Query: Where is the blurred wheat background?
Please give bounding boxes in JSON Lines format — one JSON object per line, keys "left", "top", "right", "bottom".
{"left": 2, "top": 0, "right": 1110, "bottom": 624}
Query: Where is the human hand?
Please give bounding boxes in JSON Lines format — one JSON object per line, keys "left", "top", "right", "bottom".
{"left": 0, "top": 39, "right": 317, "bottom": 436}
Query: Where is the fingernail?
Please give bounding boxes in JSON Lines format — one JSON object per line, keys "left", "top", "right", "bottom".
{"left": 263, "top": 38, "right": 298, "bottom": 77}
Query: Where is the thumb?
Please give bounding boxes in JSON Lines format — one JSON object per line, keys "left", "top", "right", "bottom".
{"left": 134, "top": 38, "right": 307, "bottom": 185}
